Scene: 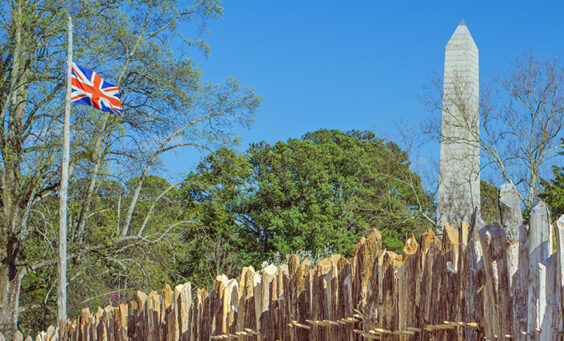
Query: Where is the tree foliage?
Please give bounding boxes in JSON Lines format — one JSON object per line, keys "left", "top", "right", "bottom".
{"left": 177, "top": 148, "right": 251, "bottom": 288}
{"left": 181, "top": 130, "right": 434, "bottom": 274}
{"left": 0, "top": 0, "right": 260, "bottom": 336}
{"left": 480, "top": 180, "right": 501, "bottom": 224}
{"left": 540, "top": 140, "right": 564, "bottom": 220}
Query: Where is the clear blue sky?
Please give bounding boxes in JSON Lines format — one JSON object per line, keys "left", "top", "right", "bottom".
{"left": 163, "top": 0, "right": 564, "bottom": 183}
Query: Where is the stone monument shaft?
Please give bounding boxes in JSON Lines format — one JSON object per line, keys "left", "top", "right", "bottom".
{"left": 437, "top": 20, "right": 480, "bottom": 228}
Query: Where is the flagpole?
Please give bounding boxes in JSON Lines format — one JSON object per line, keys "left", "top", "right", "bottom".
{"left": 58, "top": 15, "right": 72, "bottom": 324}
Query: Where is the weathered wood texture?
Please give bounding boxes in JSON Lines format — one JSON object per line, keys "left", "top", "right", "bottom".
{"left": 18, "top": 205, "right": 564, "bottom": 340}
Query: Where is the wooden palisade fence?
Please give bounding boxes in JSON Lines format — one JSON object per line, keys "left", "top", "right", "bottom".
{"left": 5, "top": 185, "right": 564, "bottom": 340}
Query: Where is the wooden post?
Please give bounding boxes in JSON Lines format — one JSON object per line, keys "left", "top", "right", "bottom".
{"left": 528, "top": 201, "right": 551, "bottom": 337}
{"left": 479, "top": 223, "right": 512, "bottom": 338}
{"left": 58, "top": 15, "right": 73, "bottom": 325}
{"left": 115, "top": 303, "right": 128, "bottom": 341}
{"left": 310, "top": 259, "right": 332, "bottom": 340}
{"left": 190, "top": 288, "right": 207, "bottom": 341}
{"left": 557, "top": 216, "right": 564, "bottom": 333}
{"left": 146, "top": 291, "right": 160, "bottom": 341}
{"left": 221, "top": 278, "right": 238, "bottom": 337}
{"left": 298, "top": 259, "right": 312, "bottom": 341}
{"left": 174, "top": 282, "right": 192, "bottom": 341}
{"left": 135, "top": 291, "right": 148, "bottom": 340}
{"left": 161, "top": 284, "right": 172, "bottom": 341}
{"left": 237, "top": 267, "right": 258, "bottom": 341}
{"left": 499, "top": 184, "right": 527, "bottom": 337}
{"left": 34, "top": 214, "right": 564, "bottom": 340}
{"left": 257, "top": 265, "right": 278, "bottom": 341}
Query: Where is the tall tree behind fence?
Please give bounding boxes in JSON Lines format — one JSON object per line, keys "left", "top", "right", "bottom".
{"left": 5, "top": 185, "right": 564, "bottom": 341}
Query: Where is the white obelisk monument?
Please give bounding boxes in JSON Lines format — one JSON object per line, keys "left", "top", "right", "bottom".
{"left": 437, "top": 20, "right": 480, "bottom": 229}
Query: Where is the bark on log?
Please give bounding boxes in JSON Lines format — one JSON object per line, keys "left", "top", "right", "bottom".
{"left": 499, "top": 183, "right": 523, "bottom": 236}
{"left": 114, "top": 303, "right": 127, "bottom": 341}
{"left": 499, "top": 183, "right": 527, "bottom": 337}
{"left": 557, "top": 215, "right": 564, "bottom": 335}
{"left": 528, "top": 201, "right": 551, "bottom": 337}
{"left": 29, "top": 211, "right": 564, "bottom": 341}
{"left": 479, "top": 223, "right": 513, "bottom": 338}
{"left": 258, "top": 264, "right": 277, "bottom": 341}
{"left": 174, "top": 282, "right": 191, "bottom": 341}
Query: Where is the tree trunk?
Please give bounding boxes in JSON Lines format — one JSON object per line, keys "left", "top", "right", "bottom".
{"left": 0, "top": 2, "right": 29, "bottom": 336}
{"left": 0, "top": 248, "right": 22, "bottom": 339}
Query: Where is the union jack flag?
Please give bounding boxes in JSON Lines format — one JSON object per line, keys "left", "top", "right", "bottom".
{"left": 71, "top": 62, "right": 122, "bottom": 118}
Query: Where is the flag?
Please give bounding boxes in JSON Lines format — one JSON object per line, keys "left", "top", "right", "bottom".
{"left": 71, "top": 62, "right": 122, "bottom": 117}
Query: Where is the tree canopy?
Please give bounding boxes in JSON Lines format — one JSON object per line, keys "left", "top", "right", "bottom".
{"left": 180, "top": 129, "right": 434, "bottom": 276}
{"left": 0, "top": 0, "right": 259, "bottom": 336}
{"left": 540, "top": 139, "right": 564, "bottom": 220}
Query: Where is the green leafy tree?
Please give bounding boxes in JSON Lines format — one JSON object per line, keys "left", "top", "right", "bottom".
{"left": 541, "top": 168, "right": 564, "bottom": 219}
{"left": 181, "top": 130, "right": 434, "bottom": 271}
{"left": 0, "top": 0, "right": 260, "bottom": 335}
{"left": 540, "top": 143, "right": 564, "bottom": 220}
{"left": 243, "top": 130, "right": 433, "bottom": 261}
{"left": 480, "top": 180, "right": 501, "bottom": 224}
{"left": 177, "top": 148, "right": 251, "bottom": 288}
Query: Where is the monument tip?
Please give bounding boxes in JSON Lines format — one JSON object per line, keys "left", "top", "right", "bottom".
{"left": 459, "top": 19, "right": 466, "bottom": 26}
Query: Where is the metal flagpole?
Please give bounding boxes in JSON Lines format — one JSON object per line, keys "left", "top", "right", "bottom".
{"left": 58, "top": 15, "right": 72, "bottom": 324}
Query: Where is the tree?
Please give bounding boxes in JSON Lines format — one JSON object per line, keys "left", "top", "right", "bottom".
{"left": 0, "top": 0, "right": 260, "bottom": 336}
{"left": 540, "top": 140, "right": 564, "bottom": 220}
{"left": 423, "top": 51, "right": 564, "bottom": 213}
{"left": 177, "top": 148, "right": 251, "bottom": 288}
{"left": 480, "top": 180, "right": 501, "bottom": 224}
{"left": 181, "top": 130, "right": 434, "bottom": 270}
